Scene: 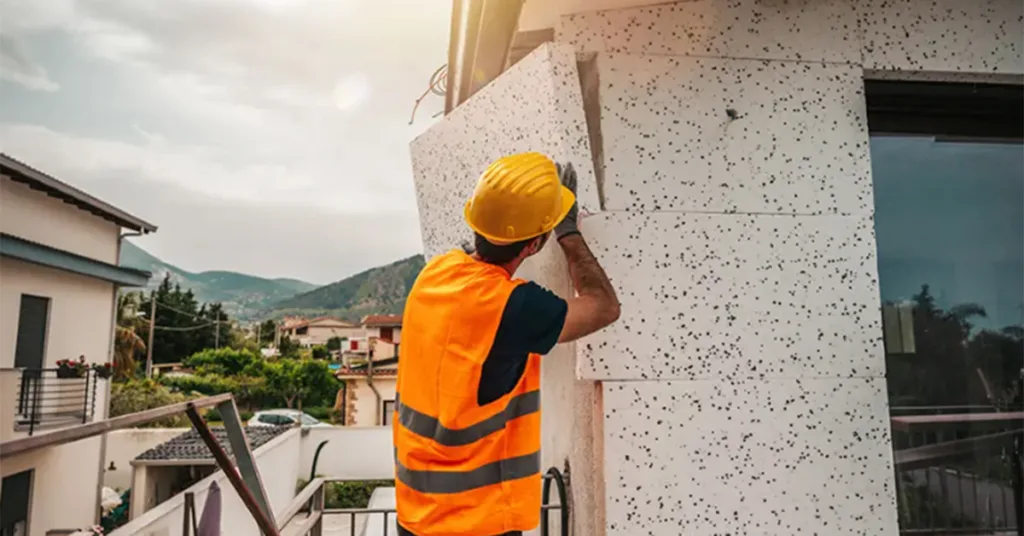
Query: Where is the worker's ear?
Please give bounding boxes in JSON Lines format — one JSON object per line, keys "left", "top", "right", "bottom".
{"left": 526, "top": 233, "right": 550, "bottom": 256}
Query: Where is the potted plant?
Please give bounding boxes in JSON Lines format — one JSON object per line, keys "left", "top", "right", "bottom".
{"left": 56, "top": 356, "right": 88, "bottom": 379}
{"left": 92, "top": 362, "right": 114, "bottom": 379}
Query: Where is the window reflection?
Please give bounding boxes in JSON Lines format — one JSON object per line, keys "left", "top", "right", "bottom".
{"left": 872, "top": 135, "right": 1023, "bottom": 534}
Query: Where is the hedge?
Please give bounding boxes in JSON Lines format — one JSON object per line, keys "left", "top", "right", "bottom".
{"left": 294, "top": 479, "right": 394, "bottom": 509}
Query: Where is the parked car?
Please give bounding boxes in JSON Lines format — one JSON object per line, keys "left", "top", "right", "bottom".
{"left": 248, "top": 409, "right": 331, "bottom": 428}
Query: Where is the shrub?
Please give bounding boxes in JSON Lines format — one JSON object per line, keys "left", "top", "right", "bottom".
{"left": 325, "top": 480, "right": 393, "bottom": 508}
{"left": 304, "top": 406, "right": 331, "bottom": 420}
{"left": 202, "top": 407, "right": 252, "bottom": 423}
{"left": 184, "top": 348, "right": 260, "bottom": 376}
{"left": 110, "top": 379, "right": 194, "bottom": 428}
{"left": 311, "top": 345, "right": 330, "bottom": 360}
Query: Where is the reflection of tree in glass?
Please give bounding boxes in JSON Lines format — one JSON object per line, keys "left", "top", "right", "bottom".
{"left": 885, "top": 284, "right": 1023, "bottom": 409}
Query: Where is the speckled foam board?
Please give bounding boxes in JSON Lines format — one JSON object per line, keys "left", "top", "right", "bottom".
{"left": 579, "top": 211, "right": 885, "bottom": 381}
{"left": 603, "top": 378, "right": 898, "bottom": 535}
{"left": 557, "top": 0, "right": 860, "bottom": 64}
{"left": 858, "top": 0, "right": 1024, "bottom": 74}
{"left": 595, "top": 53, "right": 873, "bottom": 215}
{"left": 409, "top": 42, "right": 599, "bottom": 260}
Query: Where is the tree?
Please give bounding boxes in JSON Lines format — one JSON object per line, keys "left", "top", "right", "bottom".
{"left": 326, "top": 336, "right": 345, "bottom": 352}
{"left": 113, "top": 292, "right": 146, "bottom": 379}
{"left": 110, "top": 379, "right": 193, "bottom": 427}
{"left": 184, "top": 348, "right": 259, "bottom": 376}
{"left": 886, "top": 284, "right": 1022, "bottom": 408}
{"left": 278, "top": 335, "right": 300, "bottom": 358}
{"left": 263, "top": 359, "right": 337, "bottom": 409}
{"left": 259, "top": 319, "right": 277, "bottom": 345}
{"left": 311, "top": 345, "right": 330, "bottom": 359}
{"left": 137, "top": 274, "right": 233, "bottom": 364}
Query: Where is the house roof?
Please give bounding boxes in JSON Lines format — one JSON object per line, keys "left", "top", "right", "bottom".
{"left": 362, "top": 314, "right": 403, "bottom": 328}
{"left": 133, "top": 426, "right": 290, "bottom": 464}
{"left": 284, "top": 316, "right": 356, "bottom": 330}
{"left": 0, "top": 153, "right": 157, "bottom": 233}
{"left": 335, "top": 358, "right": 399, "bottom": 378}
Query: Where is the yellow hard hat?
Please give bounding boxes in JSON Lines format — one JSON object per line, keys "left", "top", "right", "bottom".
{"left": 464, "top": 152, "right": 575, "bottom": 245}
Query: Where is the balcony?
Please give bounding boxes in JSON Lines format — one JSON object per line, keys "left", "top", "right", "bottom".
{"left": 891, "top": 405, "right": 1024, "bottom": 534}
{"left": 1, "top": 368, "right": 100, "bottom": 437}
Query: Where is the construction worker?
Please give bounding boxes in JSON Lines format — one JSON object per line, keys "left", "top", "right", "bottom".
{"left": 393, "top": 152, "right": 620, "bottom": 536}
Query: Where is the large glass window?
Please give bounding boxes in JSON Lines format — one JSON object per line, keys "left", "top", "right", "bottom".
{"left": 869, "top": 80, "right": 1023, "bottom": 535}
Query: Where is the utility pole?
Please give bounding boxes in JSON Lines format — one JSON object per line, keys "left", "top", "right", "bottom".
{"left": 215, "top": 318, "right": 220, "bottom": 349}
{"left": 145, "top": 298, "right": 156, "bottom": 378}
{"left": 256, "top": 322, "right": 262, "bottom": 347}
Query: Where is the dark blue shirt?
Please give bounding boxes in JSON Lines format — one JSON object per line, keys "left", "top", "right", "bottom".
{"left": 477, "top": 282, "right": 568, "bottom": 405}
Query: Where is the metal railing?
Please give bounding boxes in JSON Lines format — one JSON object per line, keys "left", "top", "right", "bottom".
{"left": 280, "top": 468, "right": 571, "bottom": 536}
{"left": 891, "top": 405, "right": 1023, "bottom": 535}
{"left": 14, "top": 368, "right": 99, "bottom": 435}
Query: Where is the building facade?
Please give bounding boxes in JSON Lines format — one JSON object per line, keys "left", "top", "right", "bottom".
{"left": 277, "top": 316, "right": 362, "bottom": 347}
{"left": 0, "top": 155, "right": 156, "bottom": 536}
{"left": 410, "top": 1, "right": 1022, "bottom": 535}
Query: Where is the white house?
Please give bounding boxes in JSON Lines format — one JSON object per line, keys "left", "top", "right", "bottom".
{"left": 277, "top": 316, "right": 362, "bottom": 348}
{"left": 0, "top": 154, "right": 157, "bottom": 536}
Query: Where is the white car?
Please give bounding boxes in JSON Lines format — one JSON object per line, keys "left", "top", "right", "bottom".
{"left": 247, "top": 409, "right": 331, "bottom": 428}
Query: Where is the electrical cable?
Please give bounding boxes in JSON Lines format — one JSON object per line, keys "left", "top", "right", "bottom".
{"left": 409, "top": 64, "right": 448, "bottom": 125}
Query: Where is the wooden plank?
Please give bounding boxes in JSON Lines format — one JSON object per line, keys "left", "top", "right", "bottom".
{"left": 507, "top": 28, "right": 554, "bottom": 68}
{"left": 891, "top": 411, "right": 1024, "bottom": 432}
{"left": 444, "top": 0, "right": 465, "bottom": 115}
{"left": 454, "top": 0, "right": 484, "bottom": 112}
{"left": 464, "top": 0, "right": 525, "bottom": 101}
{"left": 0, "top": 393, "right": 233, "bottom": 459}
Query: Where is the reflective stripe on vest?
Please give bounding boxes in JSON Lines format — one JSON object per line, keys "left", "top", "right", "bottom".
{"left": 395, "top": 391, "right": 540, "bottom": 447}
{"left": 395, "top": 450, "right": 540, "bottom": 495}
{"left": 394, "top": 250, "right": 543, "bottom": 535}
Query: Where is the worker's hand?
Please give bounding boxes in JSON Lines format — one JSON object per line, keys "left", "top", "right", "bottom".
{"left": 554, "top": 162, "right": 579, "bottom": 239}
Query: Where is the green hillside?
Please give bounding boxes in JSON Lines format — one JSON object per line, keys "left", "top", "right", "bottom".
{"left": 268, "top": 255, "right": 425, "bottom": 322}
{"left": 119, "top": 240, "right": 317, "bottom": 319}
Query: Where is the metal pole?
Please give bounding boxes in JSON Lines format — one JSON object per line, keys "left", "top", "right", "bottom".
{"left": 146, "top": 297, "right": 156, "bottom": 378}
{"left": 215, "top": 319, "right": 220, "bottom": 349}
{"left": 184, "top": 403, "right": 280, "bottom": 536}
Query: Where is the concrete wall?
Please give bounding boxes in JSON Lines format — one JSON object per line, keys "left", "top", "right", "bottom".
{"left": 299, "top": 427, "right": 394, "bottom": 481}
{"left": 409, "top": 0, "right": 1021, "bottom": 534}
{"left": 0, "top": 175, "right": 121, "bottom": 264}
{"left": 103, "top": 429, "right": 188, "bottom": 492}
{"left": 0, "top": 258, "right": 116, "bottom": 373}
{"left": 0, "top": 438, "right": 106, "bottom": 536}
{"left": 346, "top": 376, "right": 396, "bottom": 427}
{"left": 113, "top": 427, "right": 394, "bottom": 536}
{"left": 112, "top": 428, "right": 303, "bottom": 536}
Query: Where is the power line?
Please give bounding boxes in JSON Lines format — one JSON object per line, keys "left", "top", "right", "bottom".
{"left": 153, "top": 322, "right": 218, "bottom": 332}
{"left": 154, "top": 299, "right": 228, "bottom": 324}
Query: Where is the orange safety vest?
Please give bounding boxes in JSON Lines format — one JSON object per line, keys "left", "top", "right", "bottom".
{"left": 393, "top": 250, "right": 542, "bottom": 536}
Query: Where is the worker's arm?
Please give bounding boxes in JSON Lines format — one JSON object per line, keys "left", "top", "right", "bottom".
{"left": 551, "top": 162, "right": 620, "bottom": 344}
{"left": 556, "top": 232, "right": 620, "bottom": 343}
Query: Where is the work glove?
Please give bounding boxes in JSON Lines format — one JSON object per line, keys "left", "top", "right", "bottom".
{"left": 554, "top": 162, "right": 579, "bottom": 240}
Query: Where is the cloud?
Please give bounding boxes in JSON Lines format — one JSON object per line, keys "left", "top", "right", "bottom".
{"left": 88, "top": 174, "right": 424, "bottom": 284}
{"left": 0, "top": 123, "right": 399, "bottom": 211}
{"left": 0, "top": 35, "right": 59, "bottom": 91}
{"left": 0, "top": 0, "right": 449, "bottom": 280}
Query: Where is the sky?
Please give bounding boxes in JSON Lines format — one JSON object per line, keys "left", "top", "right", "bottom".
{"left": 0, "top": 0, "right": 450, "bottom": 285}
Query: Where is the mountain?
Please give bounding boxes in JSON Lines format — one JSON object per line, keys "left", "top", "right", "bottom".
{"left": 268, "top": 254, "right": 426, "bottom": 322}
{"left": 119, "top": 240, "right": 317, "bottom": 320}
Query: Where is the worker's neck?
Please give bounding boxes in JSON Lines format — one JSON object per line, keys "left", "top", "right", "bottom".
{"left": 471, "top": 253, "right": 521, "bottom": 276}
